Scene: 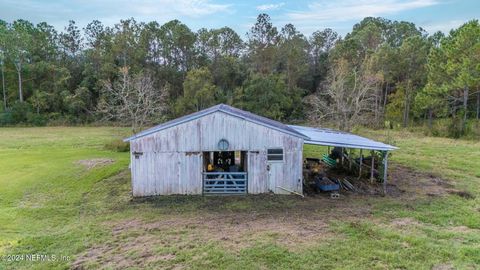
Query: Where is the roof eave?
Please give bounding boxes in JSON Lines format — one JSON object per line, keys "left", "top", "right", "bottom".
{"left": 123, "top": 107, "right": 309, "bottom": 142}
{"left": 303, "top": 140, "right": 398, "bottom": 151}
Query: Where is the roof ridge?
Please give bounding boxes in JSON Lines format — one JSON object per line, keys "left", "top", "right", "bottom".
{"left": 124, "top": 103, "right": 308, "bottom": 141}
{"left": 217, "top": 105, "right": 307, "bottom": 138}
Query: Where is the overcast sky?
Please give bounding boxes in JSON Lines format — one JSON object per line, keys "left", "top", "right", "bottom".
{"left": 0, "top": 0, "right": 478, "bottom": 37}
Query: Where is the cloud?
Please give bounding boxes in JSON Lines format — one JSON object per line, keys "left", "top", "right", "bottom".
{"left": 130, "top": 0, "right": 232, "bottom": 18}
{"left": 421, "top": 19, "right": 465, "bottom": 34}
{"left": 287, "top": 0, "right": 438, "bottom": 23}
{"left": 256, "top": 2, "right": 285, "bottom": 11}
{"left": 0, "top": 0, "right": 233, "bottom": 31}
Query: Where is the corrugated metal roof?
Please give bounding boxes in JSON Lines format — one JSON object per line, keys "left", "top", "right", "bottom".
{"left": 124, "top": 104, "right": 397, "bottom": 151}
{"left": 288, "top": 125, "right": 397, "bottom": 151}
{"left": 124, "top": 104, "right": 309, "bottom": 141}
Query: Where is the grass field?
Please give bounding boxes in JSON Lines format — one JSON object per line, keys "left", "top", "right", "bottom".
{"left": 0, "top": 127, "right": 479, "bottom": 269}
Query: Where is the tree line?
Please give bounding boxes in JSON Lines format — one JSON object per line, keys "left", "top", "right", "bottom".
{"left": 0, "top": 14, "right": 478, "bottom": 137}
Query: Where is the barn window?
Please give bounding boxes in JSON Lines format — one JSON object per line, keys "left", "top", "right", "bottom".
{"left": 267, "top": 148, "right": 283, "bottom": 162}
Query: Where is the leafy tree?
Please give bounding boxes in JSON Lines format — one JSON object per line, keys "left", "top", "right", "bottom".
{"left": 111, "top": 19, "right": 144, "bottom": 69}
{"left": 159, "top": 20, "right": 196, "bottom": 71}
{"left": 7, "top": 20, "right": 35, "bottom": 102}
{"left": 308, "top": 28, "right": 338, "bottom": 92}
{"left": 278, "top": 24, "right": 308, "bottom": 90}
{"left": 214, "top": 27, "right": 244, "bottom": 58}
{"left": 247, "top": 14, "right": 278, "bottom": 74}
{"left": 445, "top": 20, "right": 480, "bottom": 130}
{"left": 235, "top": 74, "right": 291, "bottom": 120}
{"left": 386, "top": 20, "right": 424, "bottom": 47}
{"left": 59, "top": 20, "right": 83, "bottom": 57}
{"left": 210, "top": 56, "right": 246, "bottom": 103}
{"left": 421, "top": 20, "right": 480, "bottom": 136}
{"left": 29, "top": 90, "right": 49, "bottom": 114}
{"left": 391, "top": 35, "right": 430, "bottom": 127}
{"left": 196, "top": 27, "right": 243, "bottom": 62}
{"left": 0, "top": 20, "right": 7, "bottom": 110}
{"left": 0, "top": 14, "right": 476, "bottom": 134}
{"left": 175, "top": 67, "right": 219, "bottom": 115}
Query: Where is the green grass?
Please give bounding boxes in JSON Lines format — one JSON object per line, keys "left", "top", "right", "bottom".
{"left": 0, "top": 127, "right": 479, "bottom": 269}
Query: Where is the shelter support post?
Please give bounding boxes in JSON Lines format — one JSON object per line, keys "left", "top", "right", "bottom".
{"left": 383, "top": 151, "right": 389, "bottom": 195}
{"left": 370, "top": 151, "right": 375, "bottom": 183}
{"left": 358, "top": 149, "right": 363, "bottom": 178}
{"left": 349, "top": 149, "right": 352, "bottom": 170}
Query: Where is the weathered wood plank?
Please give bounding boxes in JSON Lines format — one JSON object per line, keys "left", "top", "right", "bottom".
{"left": 130, "top": 111, "right": 303, "bottom": 196}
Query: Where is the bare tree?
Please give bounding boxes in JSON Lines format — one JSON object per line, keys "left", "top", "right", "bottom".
{"left": 97, "top": 67, "right": 168, "bottom": 133}
{"left": 305, "top": 58, "right": 380, "bottom": 131}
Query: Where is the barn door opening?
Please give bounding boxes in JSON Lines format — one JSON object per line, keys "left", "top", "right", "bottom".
{"left": 267, "top": 148, "right": 284, "bottom": 193}
{"left": 202, "top": 151, "right": 248, "bottom": 194}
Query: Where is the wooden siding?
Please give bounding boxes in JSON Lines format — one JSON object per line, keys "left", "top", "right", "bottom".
{"left": 130, "top": 111, "right": 303, "bottom": 196}
{"left": 247, "top": 150, "right": 267, "bottom": 194}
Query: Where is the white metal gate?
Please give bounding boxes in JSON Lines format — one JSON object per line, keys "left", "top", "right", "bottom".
{"left": 202, "top": 172, "right": 248, "bottom": 194}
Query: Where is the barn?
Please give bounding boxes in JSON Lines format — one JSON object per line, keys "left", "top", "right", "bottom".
{"left": 124, "top": 104, "right": 397, "bottom": 196}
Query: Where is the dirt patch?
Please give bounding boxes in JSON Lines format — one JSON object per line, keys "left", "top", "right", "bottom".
{"left": 73, "top": 163, "right": 465, "bottom": 269}
{"left": 76, "top": 158, "right": 114, "bottom": 170}
{"left": 378, "top": 165, "right": 462, "bottom": 199}
{"left": 390, "top": 217, "right": 421, "bottom": 228}
{"left": 446, "top": 189, "right": 475, "bottom": 199}
{"left": 18, "top": 191, "right": 50, "bottom": 208}
{"left": 109, "top": 212, "right": 333, "bottom": 250}
{"left": 449, "top": 225, "right": 479, "bottom": 234}
{"left": 393, "top": 165, "right": 475, "bottom": 200}
{"left": 72, "top": 235, "right": 172, "bottom": 270}
{"left": 74, "top": 202, "right": 348, "bottom": 269}
{"left": 432, "top": 263, "right": 455, "bottom": 270}
{"left": 305, "top": 164, "right": 457, "bottom": 199}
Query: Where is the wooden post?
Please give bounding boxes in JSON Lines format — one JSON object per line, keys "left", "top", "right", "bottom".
{"left": 349, "top": 148, "right": 352, "bottom": 170}
{"left": 358, "top": 149, "right": 363, "bottom": 178}
{"left": 370, "top": 150, "right": 375, "bottom": 183}
{"left": 383, "top": 151, "right": 388, "bottom": 196}
{"left": 341, "top": 148, "right": 344, "bottom": 166}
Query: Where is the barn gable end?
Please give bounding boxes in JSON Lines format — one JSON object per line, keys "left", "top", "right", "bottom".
{"left": 129, "top": 109, "right": 303, "bottom": 196}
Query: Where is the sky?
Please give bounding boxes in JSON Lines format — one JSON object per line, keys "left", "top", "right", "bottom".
{"left": 0, "top": 0, "right": 479, "bottom": 37}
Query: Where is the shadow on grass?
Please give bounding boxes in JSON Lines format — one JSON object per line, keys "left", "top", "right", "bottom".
{"left": 130, "top": 194, "right": 303, "bottom": 214}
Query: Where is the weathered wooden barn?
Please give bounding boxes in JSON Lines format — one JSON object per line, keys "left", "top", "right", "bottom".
{"left": 124, "top": 104, "right": 397, "bottom": 196}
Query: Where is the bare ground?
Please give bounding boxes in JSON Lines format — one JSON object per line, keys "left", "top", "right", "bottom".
{"left": 72, "top": 164, "right": 471, "bottom": 269}
{"left": 76, "top": 158, "right": 114, "bottom": 170}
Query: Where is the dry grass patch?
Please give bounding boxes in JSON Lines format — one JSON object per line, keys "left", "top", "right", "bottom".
{"left": 76, "top": 158, "right": 114, "bottom": 170}
{"left": 73, "top": 164, "right": 476, "bottom": 269}
{"left": 386, "top": 165, "right": 472, "bottom": 199}
{"left": 75, "top": 213, "right": 335, "bottom": 267}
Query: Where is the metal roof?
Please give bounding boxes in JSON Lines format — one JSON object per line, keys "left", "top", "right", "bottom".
{"left": 288, "top": 125, "right": 397, "bottom": 151}
{"left": 124, "top": 104, "right": 309, "bottom": 142}
{"left": 124, "top": 104, "right": 397, "bottom": 151}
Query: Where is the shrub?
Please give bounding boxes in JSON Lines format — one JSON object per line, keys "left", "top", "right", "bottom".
{"left": 27, "top": 112, "right": 47, "bottom": 126}
{"left": 104, "top": 139, "right": 130, "bottom": 152}
{"left": 0, "top": 111, "right": 13, "bottom": 126}
{"left": 421, "top": 118, "right": 478, "bottom": 139}
{"left": 11, "top": 102, "right": 33, "bottom": 123}
{"left": 447, "top": 117, "right": 467, "bottom": 138}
